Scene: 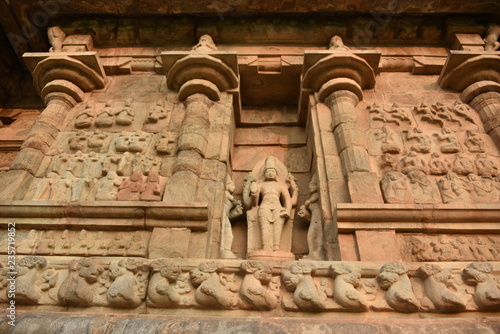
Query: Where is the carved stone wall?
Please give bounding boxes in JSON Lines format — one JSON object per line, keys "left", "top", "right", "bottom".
{"left": 0, "top": 12, "right": 498, "bottom": 331}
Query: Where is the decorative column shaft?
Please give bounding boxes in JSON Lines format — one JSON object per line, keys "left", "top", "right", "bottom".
{"left": 461, "top": 81, "right": 500, "bottom": 149}
{"left": 11, "top": 86, "right": 81, "bottom": 174}
{"left": 324, "top": 90, "right": 371, "bottom": 174}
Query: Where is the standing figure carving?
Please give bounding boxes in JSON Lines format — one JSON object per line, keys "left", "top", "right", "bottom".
{"left": 220, "top": 177, "right": 243, "bottom": 259}
{"left": 298, "top": 174, "right": 325, "bottom": 260}
{"left": 243, "top": 157, "right": 296, "bottom": 259}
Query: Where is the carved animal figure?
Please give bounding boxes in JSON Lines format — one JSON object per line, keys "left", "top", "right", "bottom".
{"left": 462, "top": 262, "right": 500, "bottom": 311}
{"left": 107, "top": 259, "right": 148, "bottom": 308}
{"left": 239, "top": 261, "right": 278, "bottom": 310}
{"left": 58, "top": 258, "right": 103, "bottom": 307}
{"left": 417, "top": 264, "right": 466, "bottom": 313}
{"left": 148, "top": 260, "right": 191, "bottom": 308}
{"left": 329, "top": 264, "right": 367, "bottom": 312}
{"left": 16, "top": 256, "right": 47, "bottom": 304}
{"left": 190, "top": 262, "right": 237, "bottom": 309}
{"left": 282, "top": 263, "right": 326, "bottom": 312}
{"left": 376, "top": 262, "right": 419, "bottom": 313}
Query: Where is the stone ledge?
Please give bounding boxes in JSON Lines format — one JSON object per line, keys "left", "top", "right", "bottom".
{"left": 1, "top": 312, "right": 498, "bottom": 334}
{"left": 336, "top": 203, "right": 500, "bottom": 233}
{"left": 0, "top": 201, "right": 209, "bottom": 231}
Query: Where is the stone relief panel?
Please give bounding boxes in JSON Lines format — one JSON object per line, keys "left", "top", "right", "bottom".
{"left": 0, "top": 230, "right": 150, "bottom": 257}
{"left": 402, "top": 235, "right": 500, "bottom": 262}
{"left": 58, "top": 258, "right": 150, "bottom": 308}
{"left": 1, "top": 257, "right": 499, "bottom": 313}
{"left": 365, "top": 101, "right": 500, "bottom": 205}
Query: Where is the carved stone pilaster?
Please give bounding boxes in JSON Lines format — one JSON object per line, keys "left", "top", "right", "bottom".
{"left": 461, "top": 81, "right": 500, "bottom": 148}
{"left": 438, "top": 52, "right": 500, "bottom": 149}
{"left": 11, "top": 52, "right": 106, "bottom": 175}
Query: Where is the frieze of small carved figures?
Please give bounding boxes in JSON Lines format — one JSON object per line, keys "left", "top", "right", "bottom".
{"left": 92, "top": 100, "right": 136, "bottom": 129}
{"left": 1, "top": 230, "right": 148, "bottom": 257}
{"left": 367, "top": 103, "right": 413, "bottom": 126}
{"left": 115, "top": 131, "right": 151, "bottom": 153}
{"left": 147, "top": 259, "right": 193, "bottom": 308}
{"left": 406, "top": 235, "right": 499, "bottom": 262}
{"left": 239, "top": 261, "right": 280, "bottom": 310}
{"left": 67, "top": 129, "right": 111, "bottom": 153}
{"left": 116, "top": 170, "right": 164, "bottom": 201}
{"left": 190, "top": 261, "right": 239, "bottom": 309}
{"left": 412, "top": 101, "right": 477, "bottom": 127}
{"left": 3, "top": 257, "right": 500, "bottom": 313}
{"left": 381, "top": 169, "right": 500, "bottom": 205}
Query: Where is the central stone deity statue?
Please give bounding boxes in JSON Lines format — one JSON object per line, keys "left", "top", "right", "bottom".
{"left": 243, "top": 156, "right": 297, "bottom": 260}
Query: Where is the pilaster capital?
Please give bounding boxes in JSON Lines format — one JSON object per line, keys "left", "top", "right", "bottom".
{"left": 438, "top": 51, "right": 500, "bottom": 92}
{"left": 298, "top": 50, "right": 380, "bottom": 123}
{"left": 23, "top": 52, "right": 106, "bottom": 104}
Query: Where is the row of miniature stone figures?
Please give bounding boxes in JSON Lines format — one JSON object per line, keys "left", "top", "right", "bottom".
{"left": 47, "top": 150, "right": 164, "bottom": 180}
{"left": 381, "top": 171, "right": 500, "bottom": 204}
{"left": 368, "top": 101, "right": 476, "bottom": 128}
{"left": 4, "top": 256, "right": 499, "bottom": 313}
{"left": 27, "top": 169, "right": 163, "bottom": 202}
{"left": 381, "top": 151, "right": 498, "bottom": 177}
{"left": 2, "top": 230, "right": 147, "bottom": 257}
{"left": 74, "top": 99, "right": 171, "bottom": 129}
{"left": 376, "top": 127, "right": 489, "bottom": 158}
{"left": 68, "top": 130, "right": 175, "bottom": 155}
{"left": 408, "top": 236, "right": 499, "bottom": 262}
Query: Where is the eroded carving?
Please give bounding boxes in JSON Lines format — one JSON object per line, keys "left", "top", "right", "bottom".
{"left": 329, "top": 264, "right": 367, "bottom": 312}
{"left": 375, "top": 262, "right": 419, "bottom": 313}
{"left": 190, "top": 262, "right": 238, "bottom": 309}
{"left": 58, "top": 258, "right": 103, "bottom": 307}
{"left": 148, "top": 260, "right": 192, "bottom": 308}
{"left": 220, "top": 177, "right": 243, "bottom": 259}
{"left": 462, "top": 262, "right": 500, "bottom": 311}
{"left": 239, "top": 261, "right": 279, "bottom": 310}
{"left": 298, "top": 174, "right": 325, "bottom": 260}
{"left": 417, "top": 264, "right": 466, "bottom": 313}
{"left": 282, "top": 262, "right": 326, "bottom": 312}
{"left": 107, "top": 258, "right": 149, "bottom": 308}
{"left": 380, "top": 172, "right": 414, "bottom": 204}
